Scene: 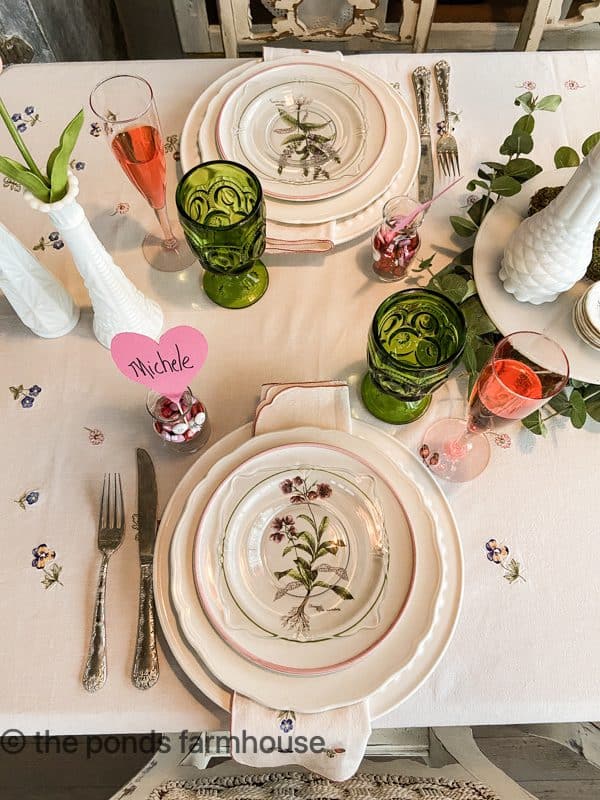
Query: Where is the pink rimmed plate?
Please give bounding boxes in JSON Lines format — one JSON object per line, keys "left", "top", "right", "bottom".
{"left": 193, "top": 443, "right": 415, "bottom": 675}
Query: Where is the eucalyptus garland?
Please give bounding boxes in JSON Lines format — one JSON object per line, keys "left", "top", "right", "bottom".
{"left": 415, "top": 91, "right": 600, "bottom": 435}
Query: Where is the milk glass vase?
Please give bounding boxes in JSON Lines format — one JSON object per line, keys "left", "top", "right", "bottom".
{"left": 24, "top": 172, "right": 163, "bottom": 348}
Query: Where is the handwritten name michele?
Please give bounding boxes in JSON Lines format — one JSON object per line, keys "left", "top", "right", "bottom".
{"left": 128, "top": 344, "right": 193, "bottom": 379}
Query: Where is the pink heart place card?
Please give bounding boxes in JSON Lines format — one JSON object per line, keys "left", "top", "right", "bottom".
{"left": 110, "top": 326, "right": 208, "bottom": 402}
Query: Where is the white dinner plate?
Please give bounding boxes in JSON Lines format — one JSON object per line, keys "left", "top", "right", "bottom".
{"left": 161, "top": 424, "right": 461, "bottom": 714}
{"left": 154, "top": 421, "right": 462, "bottom": 718}
{"left": 193, "top": 443, "right": 415, "bottom": 676}
{"left": 217, "top": 62, "right": 387, "bottom": 202}
{"left": 473, "top": 167, "right": 600, "bottom": 384}
{"left": 201, "top": 56, "right": 417, "bottom": 226}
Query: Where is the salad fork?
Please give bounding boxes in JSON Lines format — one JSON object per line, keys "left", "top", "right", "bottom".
{"left": 433, "top": 60, "right": 460, "bottom": 178}
{"left": 82, "top": 473, "right": 125, "bottom": 692}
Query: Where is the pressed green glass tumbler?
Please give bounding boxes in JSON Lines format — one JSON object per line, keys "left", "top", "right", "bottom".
{"left": 176, "top": 161, "right": 268, "bottom": 309}
{"left": 361, "top": 288, "right": 467, "bottom": 424}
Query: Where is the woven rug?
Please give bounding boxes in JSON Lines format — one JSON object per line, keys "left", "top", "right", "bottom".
{"left": 146, "top": 771, "right": 501, "bottom": 800}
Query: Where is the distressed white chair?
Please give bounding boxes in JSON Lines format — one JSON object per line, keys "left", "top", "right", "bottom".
{"left": 108, "top": 727, "right": 538, "bottom": 800}
{"left": 202, "top": 0, "right": 600, "bottom": 57}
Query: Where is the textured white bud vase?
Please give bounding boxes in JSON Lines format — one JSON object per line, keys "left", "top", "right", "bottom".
{"left": 23, "top": 173, "right": 163, "bottom": 348}
{"left": 0, "top": 221, "right": 79, "bottom": 338}
{"left": 500, "top": 141, "right": 600, "bottom": 305}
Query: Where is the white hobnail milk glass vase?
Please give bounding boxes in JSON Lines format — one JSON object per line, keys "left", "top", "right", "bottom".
{"left": 23, "top": 172, "right": 163, "bottom": 348}
{"left": 0, "top": 220, "right": 80, "bottom": 338}
{"left": 500, "top": 141, "right": 600, "bottom": 305}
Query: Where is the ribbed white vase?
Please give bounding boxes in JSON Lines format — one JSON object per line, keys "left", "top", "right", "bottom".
{"left": 23, "top": 173, "right": 163, "bottom": 348}
{"left": 0, "top": 220, "right": 80, "bottom": 338}
{"left": 500, "top": 141, "right": 600, "bottom": 305}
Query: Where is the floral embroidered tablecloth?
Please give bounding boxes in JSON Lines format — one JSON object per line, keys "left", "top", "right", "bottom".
{"left": 0, "top": 52, "right": 599, "bottom": 736}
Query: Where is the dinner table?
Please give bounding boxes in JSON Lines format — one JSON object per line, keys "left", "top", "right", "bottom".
{"left": 1, "top": 48, "right": 599, "bottom": 754}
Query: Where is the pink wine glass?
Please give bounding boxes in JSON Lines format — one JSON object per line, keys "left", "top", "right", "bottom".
{"left": 421, "top": 331, "right": 569, "bottom": 482}
{"left": 90, "top": 74, "right": 195, "bottom": 272}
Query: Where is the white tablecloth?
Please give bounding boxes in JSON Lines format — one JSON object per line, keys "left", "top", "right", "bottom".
{"left": 1, "top": 52, "right": 599, "bottom": 736}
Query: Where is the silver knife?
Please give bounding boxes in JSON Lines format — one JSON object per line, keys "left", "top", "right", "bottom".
{"left": 411, "top": 66, "right": 434, "bottom": 203}
{"left": 132, "top": 448, "right": 159, "bottom": 689}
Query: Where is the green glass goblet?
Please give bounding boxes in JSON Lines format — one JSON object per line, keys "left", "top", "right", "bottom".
{"left": 361, "top": 288, "right": 467, "bottom": 425}
{"left": 176, "top": 161, "right": 268, "bottom": 309}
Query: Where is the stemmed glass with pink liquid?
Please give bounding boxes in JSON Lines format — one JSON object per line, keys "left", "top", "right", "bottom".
{"left": 90, "top": 74, "right": 195, "bottom": 272}
{"left": 421, "top": 331, "right": 569, "bottom": 482}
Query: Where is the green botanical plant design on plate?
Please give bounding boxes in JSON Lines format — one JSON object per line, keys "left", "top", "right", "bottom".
{"left": 274, "top": 97, "right": 341, "bottom": 181}
{"left": 0, "top": 96, "right": 83, "bottom": 202}
{"left": 411, "top": 90, "right": 600, "bottom": 436}
{"left": 271, "top": 474, "right": 352, "bottom": 637}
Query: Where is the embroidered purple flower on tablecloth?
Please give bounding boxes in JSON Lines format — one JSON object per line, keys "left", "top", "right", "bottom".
{"left": 14, "top": 489, "right": 40, "bottom": 510}
{"left": 33, "top": 233, "right": 64, "bottom": 252}
{"left": 485, "top": 538, "right": 525, "bottom": 584}
{"left": 11, "top": 105, "right": 39, "bottom": 131}
{"left": 90, "top": 122, "right": 101, "bottom": 137}
{"left": 10, "top": 384, "right": 42, "bottom": 408}
{"left": 31, "top": 544, "right": 55, "bottom": 569}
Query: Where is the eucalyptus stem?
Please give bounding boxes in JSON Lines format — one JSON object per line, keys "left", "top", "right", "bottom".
{"left": 0, "top": 96, "right": 48, "bottom": 185}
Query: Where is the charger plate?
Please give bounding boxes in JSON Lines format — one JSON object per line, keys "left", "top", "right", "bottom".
{"left": 193, "top": 443, "right": 415, "bottom": 676}
{"left": 216, "top": 62, "right": 387, "bottom": 201}
{"left": 155, "top": 423, "right": 462, "bottom": 715}
{"left": 473, "top": 167, "right": 600, "bottom": 384}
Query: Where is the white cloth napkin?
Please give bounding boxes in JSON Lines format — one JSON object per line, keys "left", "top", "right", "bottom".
{"left": 230, "top": 382, "right": 371, "bottom": 781}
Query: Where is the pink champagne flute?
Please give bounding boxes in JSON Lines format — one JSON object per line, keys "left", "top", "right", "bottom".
{"left": 90, "top": 74, "right": 195, "bottom": 272}
{"left": 421, "top": 331, "right": 570, "bottom": 482}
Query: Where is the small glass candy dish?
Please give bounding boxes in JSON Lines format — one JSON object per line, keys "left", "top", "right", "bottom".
{"left": 146, "top": 387, "right": 210, "bottom": 453}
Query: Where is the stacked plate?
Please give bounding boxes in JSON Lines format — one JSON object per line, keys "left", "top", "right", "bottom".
{"left": 573, "top": 282, "right": 600, "bottom": 350}
{"left": 154, "top": 422, "right": 463, "bottom": 717}
{"left": 180, "top": 55, "right": 420, "bottom": 247}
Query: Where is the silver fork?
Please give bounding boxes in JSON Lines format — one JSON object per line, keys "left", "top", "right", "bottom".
{"left": 433, "top": 60, "right": 460, "bottom": 178}
{"left": 82, "top": 474, "right": 125, "bottom": 692}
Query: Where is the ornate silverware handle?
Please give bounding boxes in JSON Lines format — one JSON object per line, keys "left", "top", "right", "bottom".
{"left": 132, "top": 562, "right": 159, "bottom": 689}
{"left": 83, "top": 553, "right": 109, "bottom": 692}
{"left": 434, "top": 60, "right": 451, "bottom": 124}
{"left": 412, "top": 66, "right": 431, "bottom": 137}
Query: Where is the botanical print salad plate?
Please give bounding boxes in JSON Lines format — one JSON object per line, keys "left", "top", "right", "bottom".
{"left": 216, "top": 63, "right": 387, "bottom": 202}
{"left": 193, "top": 443, "right": 416, "bottom": 675}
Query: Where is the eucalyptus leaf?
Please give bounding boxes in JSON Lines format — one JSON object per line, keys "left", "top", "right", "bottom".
{"left": 536, "top": 94, "right": 562, "bottom": 112}
{"left": 438, "top": 274, "right": 469, "bottom": 304}
{"left": 500, "top": 133, "right": 533, "bottom": 156}
{"left": 450, "top": 215, "right": 478, "bottom": 238}
{"left": 522, "top": 410, "right": 547, "bottom": 436}
{"left": 461, "top": 296, "right": 497, "bottom": 335}
{"left": 49, "top": 108, "right": 84, "bottom": 202}
{"left": 462, "top": 342, "right": 477, "bottom": 374}
{"left": 512, "top": 115, "right": 535, "bottom": 135}
{"left": 548, "top": 391, "right": 571, "bottom": 416}
{"left": 582, "top": 131, "right": 600, "bottom": 157}
{"left": 514, "top": 92, "right": 535, "bottom": 112}
{"left": 468, "top": 197, "right": 493, "bottom": 225}
{"left": 584, "top": 392, "right": 600, "bottom": 422}
{"left": 504, "top": 158, "right": 540, "bottom": 179}
{"left": 490, "top": 175, "right": 522, "bottom": 196}
{"left": 466, "top": 179, "right": 490, "bottom": 192}
{"left": 569, "top": 390, "right": 587, "bottom": 428}
{"left": 554, "top": 146, "right": 580, "bottom": 169}
{"left": 0, "top": 155, "right": 50, "bottom": 201}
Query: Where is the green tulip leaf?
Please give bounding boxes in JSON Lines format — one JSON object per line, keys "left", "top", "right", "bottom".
{"left": 49, "top": 108, "right": 84, "bottom": 202}
{"left": 0, "top": 155, "right": 50, "bottom": 201}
